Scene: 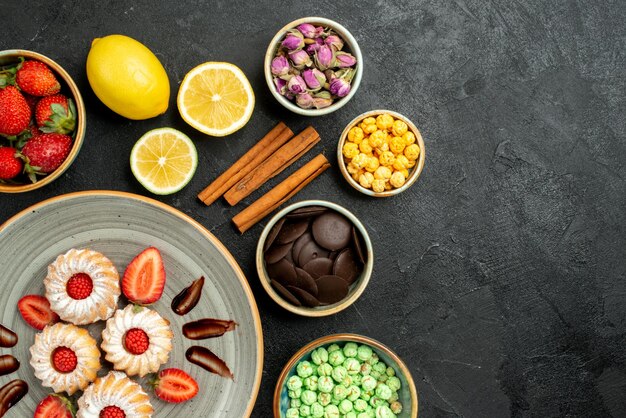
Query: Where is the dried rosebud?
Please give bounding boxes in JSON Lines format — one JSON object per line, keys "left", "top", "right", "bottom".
{"left": 313, "top": 90, "right": 331, "bottom": 99}
{"left": 271, "top": 56, "right": 290, "bottom": 76}
{"left": 302, "top": 68, "right": 326, "bottom": 90}
{"left": 324, "top": 69, "right": 337, "bottom": 82}
{"left": 335, "top": 68, "right": 356, "bottom": 82}
{"left": 282, "top": 30, "right": 304, "bottom": 50}
{"left": 287, "top": 75, "right": 307, "bottom": 95}
{"left": 305, "top": 37, "right": 324, "bottom": 55}
{"left": 324, "top": 34, "right": 344, "bottom": 51}
{"left": 335, "top": 51, "right": 356, "bottom": 68}
{"left": 314, "top": 44, "right": 334, "bottom": 71}
{"left": 329, "top": 77, "right": 351, "bottom": 97}
{"left": 296, "top": 23, "right": 318, "bottom": 38}
{"left": 288, "top": 49, "right": 312, "bottom": 68}
{"left": 313, "top": 97, "right": 333, "bottom": 109}
{"left": 273, "top": 77, "right": 287, "bottom": 95}
{"left": 296, "top": 92, "right": 315, "bottom": 109}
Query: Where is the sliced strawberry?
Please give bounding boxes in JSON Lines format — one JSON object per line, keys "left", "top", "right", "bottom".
{"left": 34, "top": 393, "right": 74, "bottom": 418}
{"left": 122, "top": 247, "right": 166, "bottom": 305}
{"left": 100, "top": 405, "right": 125, "bottom": 418}
{"left": 151, "top": 368, "right": 198, "bottom": 403}
{"left": 17, "top": 295, "right": 59, "bottom": 330}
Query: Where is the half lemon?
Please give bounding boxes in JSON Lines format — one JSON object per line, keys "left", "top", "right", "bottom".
{"left": 130, "top": 128, "right": 198, "bottom": 195}
{"left": 177, "top": 62, "right": 255, "bottom": 137}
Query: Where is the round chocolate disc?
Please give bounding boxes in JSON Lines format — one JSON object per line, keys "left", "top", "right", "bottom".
{"left": 294, "top": 267, "right": 318, "bottom": 296}
{"left": 264, "top": 218, "right": 285, "bottom": 252}
{"left": 264, "top": 242, "right": 293, "bottom": 264}
{"left": 265, "top": 258, "right": 297, "bottom": 284}
{"left": 312, "top": 212, "right": 352, "bottom": 251}
{"left": 287, "top": 286, "right": 320, "bottom": 308}
{"left": 277, "top": 220, "right": 309, "bottom": 244}
{"left": 333, "top": 248, "right": 361, "bottom": 284}
{"left": 292, "top": 232, "right": 313, "bottom": 262}
{"left": 270, "top": 280, "right": 301, "bottom": 306}
{"left": 352, "top": 227, "right": 367, "bottom": 264}
{"left": 286, "top": 206, "right": 328, "bottom": 219}
{"left": 297, "top": 240, "right": 330, "bottom": 268}
{"left": 315, "top": 275, "right": 349, "bottom": 304}
{"left": 302, "top": 257, "right": 334, "bottom": 279}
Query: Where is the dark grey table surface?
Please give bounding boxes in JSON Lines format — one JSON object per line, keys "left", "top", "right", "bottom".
{"left": 2, "top": 1, "right": 625, "bottom": 417}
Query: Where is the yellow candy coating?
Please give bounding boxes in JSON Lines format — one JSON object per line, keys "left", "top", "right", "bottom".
{"left": 351, "top": 153, "right": 369, "bottom": 169}
{"left": 404, "top": 144, "right": 420, "bottom": 160}
{"left": 393, "top": 155, "right": 409, "bottom": 171}
{"left": 402, "top": 131, "right": 416, "bottom": 146}
{"left": 390, "top": 136, "right": 406, "bottom": 154}
{"left": 346, "top": 162, "right": 360, "bottom": 174}
{"left": 368, "top": 130, "right": 386, "bottom": 148}
{"left": 374, "top": 166, "right": 392, "bottom": 180}
{"left": 400, "top": 169, "right": 410, "bottom": 178}
{"left": 390, "top": 171, "right": 406, "bottom": 188}
{"left": 359, "top": 138, "right": 373, "bottom": 154}
{"left": 358, "top": 172, "right": 374, "bottom": 188}
{"left": 376, "top": 114, "right": 394, "bottom": 130}
{"left": 362, "top": 123, "right": 377, "bottom": 134}
{"left": 372, "top": 179, "right": 386, "bottom": 193}
{"left": 342, "top": 142, "right": 359, "bottom": 159}
{"left": 347, "top": 126, "right": 364, "bottom": 144}
{"left": 392, "top": 120, "right": 408, "bottom": 136}
{"left": 379, "top": 151, "right": 396, "bottom": 167}
{"left": 365, "top": 156, "right": 380, "bottom": 173}
{"left": 406, "top": 159, "right": 416, "bottom": 168}
{"left": 384, "top": 181, "right": 392, "bottom": 191}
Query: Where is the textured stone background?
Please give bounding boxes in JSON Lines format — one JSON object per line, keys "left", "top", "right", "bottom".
{"left": 1, "top": 0, "right": 625, "bottom": 416}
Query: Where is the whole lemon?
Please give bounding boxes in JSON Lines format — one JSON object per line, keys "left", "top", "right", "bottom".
{"left": 86, "top": 34, "right": 170, "bottom": 120}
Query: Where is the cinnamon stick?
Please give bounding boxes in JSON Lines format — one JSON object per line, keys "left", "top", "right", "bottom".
{"left": 224, "top": 126, "right": 320, "bottom": 206}
{"left": 197, "top": 122, "right": 294, "bottom": 205}
{"left": 232, "top": 154, "right": 330, "bottom": 233}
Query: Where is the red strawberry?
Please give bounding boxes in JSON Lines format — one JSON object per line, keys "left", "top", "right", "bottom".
{"left": 122, "top": 247, "right": 166, "bottom": 305}
{"left": 21, "top": 132, "right": 72, "bottom": 174}
{"left": 151, "top": 368, "right": 199, "bottom": 403}
{"left": 23, "top": 93, "right": 39, "bottom": 113}
{"left": 66, "top": 273, "right": 93, "bottom": 300}
{"left": 100, "top": 406, "right": 126, "bottom": 418}
{"left": 35, "top": 94, "right": 76, "bottom": 134}
{"left": 0, "top": 85, "right": 31, "bottom": 136}
{"left": 17, "top": 294, "right": 59, "bottom": 330}
{"left": 51, "top": 347, "right": 77, "bottom": 372}
{"left": 34, "top": 394, "right": 74, "bottom": 418}
{"left": 15, "top": 60, "right": 60, "bottom": 96}
{"left": 0, "top": 147, "right": 23, "bottom": 180}
{"left": 124, "top": 328, "right": 150, "bottom": 354}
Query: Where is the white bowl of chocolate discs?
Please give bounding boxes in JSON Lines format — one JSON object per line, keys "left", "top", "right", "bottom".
{"left": 256, "top": 200, "right": 373, "bottom": 317}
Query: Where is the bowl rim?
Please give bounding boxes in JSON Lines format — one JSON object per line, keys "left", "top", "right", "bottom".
{"left": 0, "top": 49, "right": 86, "bottom": 193}
{"left": 264, "top": 16, "right": 363, "bottom": 117}
{"left": 273, "top": 333, "right": 419, "bottom": 418}
{"left": 337, "top": 109, "right": 426, "bottom": 197}
{"left": 256, "top": 200, "right": 373, "bottom": 317}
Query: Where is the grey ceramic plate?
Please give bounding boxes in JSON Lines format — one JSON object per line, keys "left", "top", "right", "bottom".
{"left": 0, "top": 191, "right": 263, "bottom": 417}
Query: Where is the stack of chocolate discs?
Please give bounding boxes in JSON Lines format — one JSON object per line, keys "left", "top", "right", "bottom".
{"left": 264, "top": 205, "right": 367, "bottom": 307}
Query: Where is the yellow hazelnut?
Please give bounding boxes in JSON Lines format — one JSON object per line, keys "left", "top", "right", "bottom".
{"left": 346, "top": 162, "right": 360, "bottom": 174}
{"left": 402, "top": 131, "right": 416, "bottom": 146}
{"left": 374, "top": 166, "right": 392, "bottom": 180}
{"left": 365, "top": 156, "right": 380, "bottom": 173}
{"left": 390, "top": 171, "right": 406, "bottom": 188}
{"left": 406, "top": 159, "right": 416, "bottom": 168}
{"left": 358, "top": 172, "right": 374, "bottom": 188}
{"left": 400, "top": 169, "right": 410, "bottom": 178}
{"left": 389, "top": 136, "right": 406, "bottom": 154}
{"left": 375, "top": 114, "right": 394, "bottom": 130}
{"left": 359, "top": 138, "right": 373, "bottom": 154}
{"left": 379, "top": 151, "right": 396, "bottom": 167}
{"left": 393, "top": 155, "right": 409, "bottom": 171}
{"left": 342, "top": 142, "right": 359, "bottom": 159}
{"left": 404, "top": 144, "right": 420, "bottom": 160}
{"left": 368, "top": 130, "right": 386, "bottom": 148}
{"left": 392, "top": 120, "right": 408, "bottom": 136}
{"left": 371, "top": 179, "right": 386, "bottom": 193}
{"left": 347, "top": 126, "right": 364, "bottom": 144}
{"left": 351, "top": 153, "right": 369, "bottom": 169}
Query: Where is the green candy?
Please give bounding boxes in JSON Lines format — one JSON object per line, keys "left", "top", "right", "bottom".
{"left": 369, "top": 396, "right": 388, "bottom": 408}
{"left": 361, "top": 390, "right": 373, "bottom": 401}
{"left": 375, "top": 405, "right": 396, "bottom": 418}
{"left": 347, "top": 384, "right": 361, "bottom": 401}
{"left": 311, "top": 402, "right": 325, "bottom": 417}
{"left": 318, "top": 376, "right": 334, "bottom": 393}
{"left": 345, "top": 412, "right": 358, "bottom": 418}
{"left": 344, "top": 357, "right": 361, "bottom": 375}
{"left": 312, "top": 347, "right": 329, "bottom": 365}
{"left": 287, "top": 375, "right": 303, "bottom": 391}
{"left": 390, "top": 401, "right": 402, "bottom": 415}
{"left": 339, "top": 399, "right": 354, "bottom": 414}
{"left": 378, "top": 373, "right": 388, "bottom": 383}
{"left": 327, "top": 344, "right": 341, "bottom": 353}
{"left": 388, "top": 391, "right": 399, "bottom": 403}
{"left": 366, "top": 353, "right": 379, "bottom": 365}
{"left": 370, "top": 370, "right": 381, "bottom": 380}
{"left": 343, "top": 342, "right": 359, "bottom": 358}
{"left": 331, "top": 398, "right": 340, "bottom": 406}
{"left": 290, "top": 398, "right": 302, "bottom": 408}
{"left": 357, "top": 414, "right": 370, "bottom": 418}
{"left": 360, "top": 363, "right": 372, "bottom": 375}
{"left": 318, "top": 392, "right": 332, "bottom": 406}
{"left": 328, "top": 350, "right": 346, "bottom": 366}
{"left": 385, "top": 367, "right": 395, "bottom": 377}
{"left": 352, "top": 373, "right": 363, "bottom": 386}
{"left": 331, "top": 366, "right": 347, "bottom": 383}
{"left": 324, "top": 404, "right": 340, "bottom": 418}
{"left": 376, "top": 384, "right": 392, "bottom": 400}
{"left": 332, "top": 384, "right": 348, "bottom": 401}
{"left": 342, "top": 375, "right": 354, "bottom": 387}
{"left": 354, "top": 399, "right": 368, "bottom": 412}
{"left": 386, "top": 376, "right": 401, "bottom": 392}
{"left": 288, "top": 388, "right": 302, "bottom": 399}
{"left": 297, "top": 361, "right": 314, "bottom": 378}
{"left": 304, "top": 375, "right": 319, "bottom": 391}
{"left": 300, "top": 404, "right": 311, "bottom": 416}
{"left": 357, "top": 345, "right": 373, "bottom": 361}
{"left": 361, "top": 375, "right": 377, "bottom": 391}
{"left": 318, "top": 363, "right": 333, "bottom": 377}
{"left": 286, "top": 407, "right": 299, "bottom": 418}
{"left": 372, "top": 362, "right": 387, "bottom": 374}
{"left": 301, "top": 389, "right": 317, "bottom": 405}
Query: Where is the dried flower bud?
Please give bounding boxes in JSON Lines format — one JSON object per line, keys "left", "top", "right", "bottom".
{"left": 296, "top": 23, "right": 318, "bottom": 38}
{"left": 282, "top": 30, "right": 305, "bottom": 50}
{"left": 273, "top": 77, "right": 287, "bottom": 95}
{"left": 287, "top": 75, "right": 307, "bottom": 95}
{"left": 302, "top": 68, "right": 326, "bottom": 90}
{"left": 271, "top": 56, "right": 290, "bottom": 76}
{"left": 324, "top": 34, "right": 344, "bottom": 51}
{"left": 314, "top": 45, "right": 335, "bottom": 71}
{"left": 313, "top": 90, "right": 331, "bottom": 99}
{"left": 335, "top": 68, "right": 355, "bottom": 82}
{"left": 288, "top": 49, "right": 312, "bottom": 68}
{"left": 335, "top": 51, "right": 356, "bottom": 68}
{"left": 296, "top": 92, "right": 315, "bottom": 109}
{"left": 329, "top": 77, "right": 351, "bottom": 97}
{"left": 305, "top": 37, "right": 324, "bottom": 55}
{"left": 312, "top": 97, "right": 333, "bottom": 109}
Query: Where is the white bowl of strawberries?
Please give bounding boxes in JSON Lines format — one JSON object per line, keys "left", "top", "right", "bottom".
{"left": 0, "top": 49, "right": 86, "bottom": 193}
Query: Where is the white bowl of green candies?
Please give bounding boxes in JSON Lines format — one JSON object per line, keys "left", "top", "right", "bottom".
{"left": 274, "top": 334, "right": 418, "bottom": 418}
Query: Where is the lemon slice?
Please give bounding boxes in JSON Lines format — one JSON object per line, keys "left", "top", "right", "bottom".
{"left": 130, "top": 128, "right": 198, "bottom": 195}
{"left": 177, "top": 62, "right": 255, "bottom": 137}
